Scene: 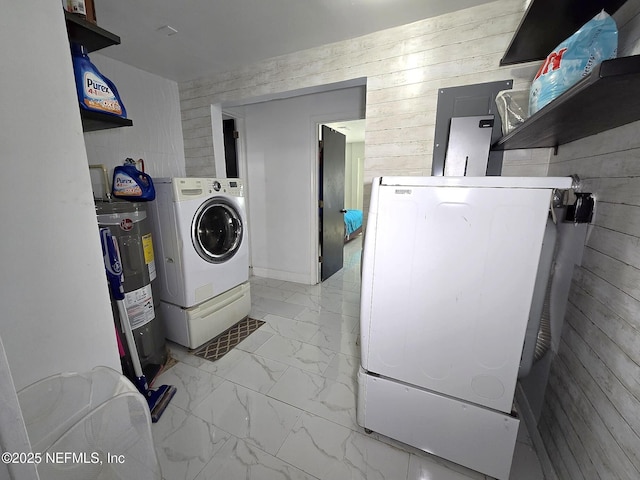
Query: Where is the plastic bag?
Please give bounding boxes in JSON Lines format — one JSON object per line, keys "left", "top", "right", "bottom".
{"left": 495, "top": 90, "right": 529, "bottom": 135}
{"left": 529, "top": 10, "right": 618, "bottom": 115}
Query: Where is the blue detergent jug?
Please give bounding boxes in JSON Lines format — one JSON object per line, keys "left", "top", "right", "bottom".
{"left": 71, "top": 43, "right": 127, "bottom": 118}
{"left": 112, "top": 159, "right": 155, "bottom": 201}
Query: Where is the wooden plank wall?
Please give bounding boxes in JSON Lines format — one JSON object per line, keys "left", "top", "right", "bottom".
{"left": 542, "top": 4, "right": 640, "bottom": 478}
{"left": 177, "top": 0, "right": 537, "bottom": 180}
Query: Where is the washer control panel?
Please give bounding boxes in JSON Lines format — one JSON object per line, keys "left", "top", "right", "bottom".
{"left": 171, "top": 177, "right": 244, "bottom": 200}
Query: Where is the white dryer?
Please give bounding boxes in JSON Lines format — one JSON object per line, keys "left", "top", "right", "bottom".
{"left": 149, "top": 177, "right": 251, "bottom": 349}
{"left": 357, "top": 176, "right": 573, "bottom": 479}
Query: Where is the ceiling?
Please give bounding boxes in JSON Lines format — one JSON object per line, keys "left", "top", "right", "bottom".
{"left": 93, "top": 0, "right": 496, "bottom": 83}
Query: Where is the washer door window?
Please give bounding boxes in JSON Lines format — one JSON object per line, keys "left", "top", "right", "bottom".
{"left": 192, "top": 198, "right": 243, "bottom": 263}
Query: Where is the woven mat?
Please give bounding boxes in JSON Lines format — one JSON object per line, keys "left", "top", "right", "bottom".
{"left": 192, "top": 317, "right": 265, "bottom": 362}
{"left": 163, "top": 353, "right": 179, "bottom": 372}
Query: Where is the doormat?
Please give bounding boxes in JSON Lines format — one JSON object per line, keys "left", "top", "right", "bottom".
{"left": 162, "top": 353, "right": 179, "bottom": 373}
{"left": 191, "top": 317, "right": 265, "bottom": 363}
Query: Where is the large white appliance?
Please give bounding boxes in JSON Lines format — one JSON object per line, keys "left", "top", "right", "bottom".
{"left": 357, "top": 176, "right": 572, "bottom": 480}
{"left": 149, "top": 177, "right": 251, "bottom": 349}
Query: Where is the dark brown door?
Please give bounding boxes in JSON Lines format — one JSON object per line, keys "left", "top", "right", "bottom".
{"left": 319, "top": 125, "right": 346, "bottom": 281}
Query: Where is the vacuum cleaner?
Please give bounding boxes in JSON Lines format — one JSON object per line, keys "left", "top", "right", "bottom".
{"left": 100, "top": 228, "right": 176, "bottom": 422}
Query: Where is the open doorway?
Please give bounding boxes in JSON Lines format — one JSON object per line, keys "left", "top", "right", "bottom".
{"left": 324, "top": 119, "right": 365, "bottom": 211}
{"left": 318, "top": 119, "right": 365, "bottom": 282}
{"left": 218, "top": 83, "right": 365, "bottom": 286}
{"left": 223, "top": 118, "right": 239, "bottom": 178}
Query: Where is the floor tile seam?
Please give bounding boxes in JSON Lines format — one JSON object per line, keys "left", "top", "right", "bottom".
{"left": 264, "top": 426, "right": 323, "bottom": 480}
{"left": 153, "top": 411, "right": 235, "bottom": 480}
{"left": 211, "top": 374, "right": 309, "bottom": 422}
{"left": 185, "top": 425, "right": 237, "bottom": 480}
{"left": 280, "top": 297, "right": 323, "bottom": 310}
{"left": 159, "top": 358, "right": 226, "bottom": 389}
{"left": 263, "top": 366, "right": 361, "bottom": 434}
{"left": 249, "top": 278, "right": 285, "bottom": 289}
{"left": 255, "top": 349, "right": 337, "bottom": 378}
{"left": 153, "top": 399, "right": 192, "bottom": 424}
{"left": 192, "top": 433, "right": 239, "bottom": 479}
{"left": 380, "top": 435, "right": 491, "bottom": 480}
{"left": 309, "top": 320, "right": 361, "bottom": 338}
{"left": 177, "top": 370, "right": 227, "bottom": 414}
{"left": 263, "top": 324, "right": 356, "bottom": 355}
{"left": 233, "top": 348, "right": 291, "bottom": 374}
{"left": 256, "top": 329, "right": 339, "bottom": 360}
{"left": 250, "top": 291, "right": 299, "bottom": 303}
{"left": 195, "top": 431, "right": 277, "bottom": 480}
{"left": 261, "top": 366, "right": 320, "bottom": 415}
{"left": 276, "top": 410, "right": 408, "bottom": 468}
{"left": 293, "top": 311, "right": 350, "bottom": 327}
{"left": 264, "top": 361, "right": 356, "bottom": 398}
{"left": 203, "top": 381, "right": 309, "bottom": 459}
{"left": 285, "top": 287, "right": 321, "bottom": 297}
{"left": 318, "top": 306, "right": 360, "bottom": 319}
{"left": 250, "top": 290, "right": 297, "bottom": 303}
{"left": 216, "top": 362, "right": 292, "bottom": 397}
{"left": 261, "top": 316, "right": 323, "bottom": 339}
{"left": 317, "top": 284, "right": 361, "bottom": 297}
{"left": 272, "top": 411, "right": 353, "bottom": 477}
{"left": 188, "top": 362, "right": 226, "bottom": 385}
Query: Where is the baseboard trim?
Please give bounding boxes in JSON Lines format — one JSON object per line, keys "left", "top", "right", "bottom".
{"left": 251, "top": 267, "right": 314, "bottom": 285}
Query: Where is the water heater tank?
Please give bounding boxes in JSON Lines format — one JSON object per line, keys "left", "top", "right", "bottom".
{"left": 96, "top": 200, "right": 167, "bottom": 381}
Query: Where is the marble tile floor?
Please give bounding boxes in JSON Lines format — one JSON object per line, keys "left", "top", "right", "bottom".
{"left": 152, "top": 237, "right": 546, "bottom": 480}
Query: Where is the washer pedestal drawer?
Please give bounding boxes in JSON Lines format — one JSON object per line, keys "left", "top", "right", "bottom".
{"left": 160, "top": 282, "right": 251, "bottom": 349}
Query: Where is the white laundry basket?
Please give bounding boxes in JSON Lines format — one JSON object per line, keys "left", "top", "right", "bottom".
{"left": 17, "top": 366, "right": 161, "bottom": 480}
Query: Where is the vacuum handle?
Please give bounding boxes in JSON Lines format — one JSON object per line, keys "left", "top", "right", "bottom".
{"left": 100, "top": 228, "right": 125, "bottom": 301}
{"left": 100, "top": 228, "right": 146, "bottom": 385}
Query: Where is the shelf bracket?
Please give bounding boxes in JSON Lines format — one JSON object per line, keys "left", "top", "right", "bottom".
{"left": 553, "top": 144, "right": 559, "bottom": 156}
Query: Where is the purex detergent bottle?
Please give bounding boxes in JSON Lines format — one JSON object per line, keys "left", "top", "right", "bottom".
{"left": 71, "top": 43, "right": 127, "bottom": 118}
{"left": 112, "top": 159, "right": 156, "bottom": 201}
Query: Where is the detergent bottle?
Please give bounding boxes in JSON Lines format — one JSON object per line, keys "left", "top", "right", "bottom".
{"left": 112, "top": 159, "right": 156, "bottom": 201}
{"left": 71, "top": 43, "right": 127, "bottom": 118}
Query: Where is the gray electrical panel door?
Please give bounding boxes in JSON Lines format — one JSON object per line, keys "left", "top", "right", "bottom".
{"left": 444, "top": 115, "right": 495, "bottom": 176}
{"left": 432, "top": 80, "right": 512, "bottom": 177}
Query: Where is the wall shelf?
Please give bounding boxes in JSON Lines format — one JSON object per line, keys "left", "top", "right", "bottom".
{"left": 64, "top": 11, "right": 120, "bottom": 53}
{"left": 64, "top": 11, "right": 132, "bottom": 132}
{"left": 81, "top": 110, "right": 133, "bottom": 132}
{"left": 492, "top": 55, "right": 640, "bottom": 151}
{"left": 500, "top": 0, "right": 627, "bottom": 66}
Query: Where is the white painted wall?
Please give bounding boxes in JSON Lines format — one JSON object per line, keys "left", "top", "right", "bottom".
{"left": 84, "top": 53, "right": 186, "bottom": 191}
{"left": 0, "top": 2, "right": 120, "bottom": 390}
{"left": 228, "top": 87, "right": 365, "bottom": 284}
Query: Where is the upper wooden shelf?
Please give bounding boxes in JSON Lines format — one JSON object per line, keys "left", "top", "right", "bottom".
{"left": 492, "top": 55, "right": 640, "bottom": 150}
{"left": 500, "top": 0, "right": 627, "bottom": 66}
{"left": 64, "top": 10, "right": 120, "bottom": 53}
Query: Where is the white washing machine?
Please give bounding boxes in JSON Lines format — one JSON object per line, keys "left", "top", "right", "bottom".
{"left": 149, "top": 177, "right": 251, "bottom": 349}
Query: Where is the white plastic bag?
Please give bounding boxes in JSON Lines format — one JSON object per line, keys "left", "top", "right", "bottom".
{"left": 529, "top": 10, "right": 618, "bottom": 115}
{"left": 495, "top": 90, "right": 529, "bottom": 135}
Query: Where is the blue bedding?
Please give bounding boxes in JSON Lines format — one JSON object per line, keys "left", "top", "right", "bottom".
{"left": 344, "top": 209, "right": 363, "bottom": 237}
